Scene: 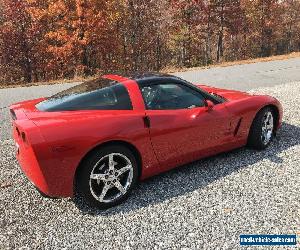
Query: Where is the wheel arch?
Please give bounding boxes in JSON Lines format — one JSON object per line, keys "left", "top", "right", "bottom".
{"left": 267, "top": 104, "right": 280, "bottom": 132}
{"left": 256, "top": 104, "right": 280, "bottom": 132}
{"left": 74, "top": 140, "right": 143, "bottom": 189}
{"left": 248, "top": 104, "right": 280, "bottom": 140}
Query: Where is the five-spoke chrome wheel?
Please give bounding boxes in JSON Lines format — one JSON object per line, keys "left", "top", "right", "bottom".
{"left": 248, "top": 107, "right": 276, "bottom": 150}
{"left": 89, "top": 153, "right": 133, "bottom": 203}
{"left": 261, "top": 111, "right": 274, "bottom": 145}
{"left": 76, "top": 145, "right": 138, "bottom": 209}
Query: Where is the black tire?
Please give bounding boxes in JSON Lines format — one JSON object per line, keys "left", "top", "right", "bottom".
{"left": 75, "top": 145, "right": 139, "bottom": 209}
{"left": 247, "top": 107, "right": 276, "bottom": 150}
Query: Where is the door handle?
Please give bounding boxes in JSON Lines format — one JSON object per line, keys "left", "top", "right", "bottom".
{"left": 143, "top": 116, "right": 151, "bottom": 128}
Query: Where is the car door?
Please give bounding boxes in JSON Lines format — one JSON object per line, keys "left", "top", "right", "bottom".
{"left": 140, "top": 82, "right": 232, "bottom": 171}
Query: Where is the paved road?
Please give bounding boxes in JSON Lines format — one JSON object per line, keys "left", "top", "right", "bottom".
{"left": 174, "top": 57, "right": 300, "bottom": 91}
{"left": 1, "top": 57, "right": 300, "bottom": 109}
{"left": 1, "top": 57, "right": 300, "bottom": 141}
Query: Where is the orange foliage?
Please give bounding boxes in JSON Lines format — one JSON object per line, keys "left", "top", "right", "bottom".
{"left": 0, "top": 0, "right": 299, "bottom": 84}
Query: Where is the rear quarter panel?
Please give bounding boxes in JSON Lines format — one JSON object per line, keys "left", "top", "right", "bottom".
{"left": 30, "top": 110, "right": 158, "bottom": 197}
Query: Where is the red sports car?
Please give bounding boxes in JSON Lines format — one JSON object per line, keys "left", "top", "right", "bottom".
{"left": 10, "top": 73, "right": 283, "bottom": 208}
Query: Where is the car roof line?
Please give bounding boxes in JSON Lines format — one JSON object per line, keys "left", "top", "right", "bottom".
{"left": 102, "top": 74, "right": 132, "bottom": 83}
{"left": 102, "top": 72, "right": 179, "bottom": 85}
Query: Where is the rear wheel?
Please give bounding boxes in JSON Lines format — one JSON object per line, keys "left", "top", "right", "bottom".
{"left": 247, "top": 107, "right": 276, "bottom": 150}
{"left": 76, "top": 145, "right": 138, "bottom": 209}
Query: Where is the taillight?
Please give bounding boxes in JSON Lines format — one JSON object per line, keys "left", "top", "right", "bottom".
{"left": 10, "top": 109, "right": 17, "bottom": 120}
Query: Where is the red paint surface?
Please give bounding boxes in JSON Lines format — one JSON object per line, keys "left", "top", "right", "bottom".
{"left": 10, "top": 76, "right": 283, "bottom": 197}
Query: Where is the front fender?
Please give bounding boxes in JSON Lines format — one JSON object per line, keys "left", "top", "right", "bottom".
{"left": 225, "top": 95, "right": 283, "bottom": 140}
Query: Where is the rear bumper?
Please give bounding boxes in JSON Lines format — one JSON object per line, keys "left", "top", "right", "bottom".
{"left": 13, "top": 124, "right": 74, "bottom": 198}
{"left": 10, "top": 102, "right": 76, "bottom": 198}
{"left": 14, "top": 132, "right": 53, "bottom": 197}
{"left": 17, "top": 161, "right": 57, "bottom": 198}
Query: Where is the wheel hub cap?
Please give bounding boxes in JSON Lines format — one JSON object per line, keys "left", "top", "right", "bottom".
{"left": 89, "top": 153, "right": 133, "bottom": 203}
{"left": 261, "top": 111, "right": 274, "bottom": 145}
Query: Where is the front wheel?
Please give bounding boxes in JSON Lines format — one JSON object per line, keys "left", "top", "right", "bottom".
{"left": 76, "top": 145, "right": 139, "bottom": 209}
{"left": 247, "top": 107, "right": 276, "bottom": 150}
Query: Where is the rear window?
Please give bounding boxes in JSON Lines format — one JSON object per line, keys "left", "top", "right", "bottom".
{"left": 36, "top": 78, "right": 132, "bottom": 111}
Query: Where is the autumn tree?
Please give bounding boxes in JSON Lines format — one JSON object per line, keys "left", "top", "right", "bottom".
{"left": 113, "top": 0, "right": 171, "bottom": 71}
{"left": 280, "top": 0, "right": 300, "bottom": 53}
{"left": 0, "top": 0, "right": 48, "bottom": 82}
{"left": 0, "top": 0, "right": 299, "bottom": 85}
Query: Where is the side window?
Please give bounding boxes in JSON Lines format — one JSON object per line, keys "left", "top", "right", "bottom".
{"left": 141, "top": 83, "right": 206, "bottom": 110}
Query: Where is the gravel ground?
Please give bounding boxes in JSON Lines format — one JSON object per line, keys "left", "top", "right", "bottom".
{"left": 0, "top": 80, "right": 300, "bottom": 249}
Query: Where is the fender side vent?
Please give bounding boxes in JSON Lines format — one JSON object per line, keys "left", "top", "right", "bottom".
{"left": 234, "top": 118, "right": 242, "bottom": 136}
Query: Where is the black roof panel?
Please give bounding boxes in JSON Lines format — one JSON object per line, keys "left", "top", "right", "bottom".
{"left": 119, "top": 71, "right": 186, "bottom": 86}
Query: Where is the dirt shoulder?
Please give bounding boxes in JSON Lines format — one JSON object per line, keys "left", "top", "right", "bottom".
{"left": 1, "top": 52, "right": 299, "bottom": 89}
{"left": 163, "top": 52, "right": 300, "bottom": 73}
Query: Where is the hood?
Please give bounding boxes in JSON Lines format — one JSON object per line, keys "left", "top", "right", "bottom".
{"left": 196, "top": 84, "right": 251, "bottom": 101}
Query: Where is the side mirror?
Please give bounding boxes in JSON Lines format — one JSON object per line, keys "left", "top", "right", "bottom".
{"left": 205, "top": 100, "right": 214, "bottom": 111}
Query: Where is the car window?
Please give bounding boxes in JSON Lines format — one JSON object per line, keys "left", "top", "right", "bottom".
{"left": 141, "top": 83, "right": 206, "bottom": 110}
{"left": 36, "top": 78, "right": 132, "bottom": 111}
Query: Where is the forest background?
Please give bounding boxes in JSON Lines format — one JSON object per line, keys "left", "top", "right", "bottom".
{"left": 0, "top": 0, "right": 299, "bottom": 85}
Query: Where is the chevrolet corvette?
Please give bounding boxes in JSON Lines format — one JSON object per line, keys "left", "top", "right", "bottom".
{"left": 10, "top": 73, "right": 283, "bottom": 208}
